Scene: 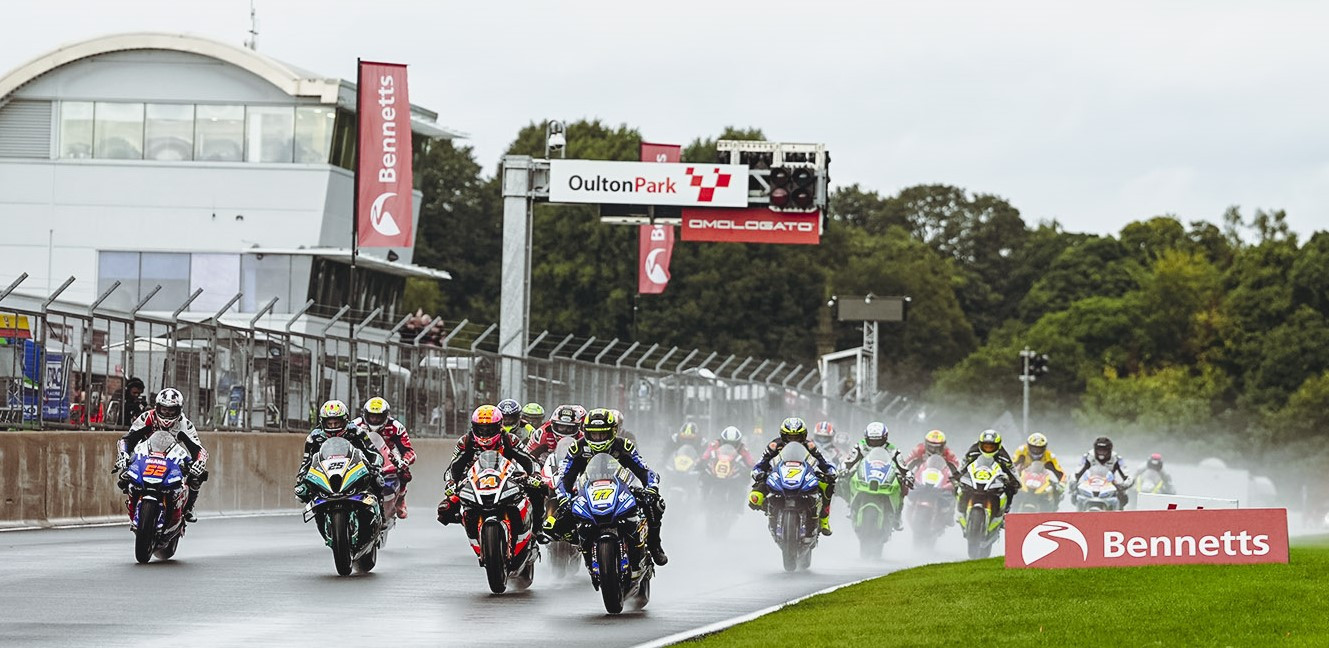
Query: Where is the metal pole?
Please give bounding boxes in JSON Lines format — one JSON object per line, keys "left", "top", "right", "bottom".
{"left": 168, "top": 289, "right": 206, "bottom": 385}
{"left": 500, "top": 156, "right": 535, "bottom": 398}
{"left": 653, "top": 346, "right": 679, "bottom": 371}
{"left": 615, "top": 341, "right": 640, "bottom": 368}
{"left": 248, "top": 297, "right": 279, "bottom": 329}
{"left": 1020, "top": 346, "right": 1032, "bottom": 437}
{"left": 173, "top": 289, "right": 204, "bottom": 322}
{"left": 526, "top": 330, "right": 549, "bottom": 355}
{"left": 634, "top": 343, "right": 660, "bottom": 370}
{"left": 782, "top": 365, "right": 804, "bottom": 387}
{"left": 41, "top": 276, "right": 75, "bottom": 311}
{"left": 88, "top": 280, "right": 121, "bottom": 314}
{"left": 675, "top": 348, "right": 700, "bottom": 372}
{"left": 0, "top": 272, "right": 29, "bottom": 303}
{"left": 283, "top": 299, "right": 316, "bottom": 333}
{"left": 246, "top": 297, "right": 279, "bottom": 428}
{"left": 695, "top": 351, "right": 718, "bottom": 371}
{"left": 318, "top": 305, "right": 351, "bottom": 337}
{"left": 594, "top": 338, "right": 619, "bottom": 365}
{"left": 130, "top": 285, "right": 162, "bottom": 314}
{"left": 209, "top": 292, "right": 243, "bottom": 323}
{"left": 388, "top": 314, "right": 413, "bottom": 336}
{"left": 351, "top": 306, "right": 383, "bottom": 338}
{"left": 431, "top": 317, "right": 460, "bottom": 347}
{"left": 797, "top": 369, "right": 818, "bottom": 391}
{"left": 713, "top": 354, "right": 737, "bottom": 376}
{"left": 764, "top": 361, "right": 787, "bottom": 385}
{"left": 747, "top": 359, "right": 770, "bottom": 382}
{"left": 571, "top": 336, "right": 597, "bottom": 362}
{"left": 730, "top": 357, "right": 753, "bottom": 380}
{"left": 470, "top": 323, "right": 497, "bottom": 353}
{"left": 547, "top": 333, "right": 575, "bottom": 360}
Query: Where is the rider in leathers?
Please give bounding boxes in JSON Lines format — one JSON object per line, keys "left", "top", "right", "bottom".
{"left": 116, "top": 388, "right": 208, "bottom": 522}
{"left": 955, "top": 429, "right": 1021, "bottom": 514}
{"left": 524, "top": 404, "right": 586, "bottom": 463}
{"left": 546, "top": 408, "right": 669, "bottom": 566}
{"left": 295, "top": 400, "right": 385, "bottom": 501}
{"left": 437, "top": 404, "right": 545, "bottom": 533}
{"left": 1072, "top": 436, "right": 1132, "bottom": 508}
{"left": 352, "top": 396, "right": 416, "bottom": 518}
{"left": 748, "top": 417, "right": 838, "bottom": 536}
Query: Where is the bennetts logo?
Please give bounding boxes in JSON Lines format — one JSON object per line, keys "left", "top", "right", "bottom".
{"left": 1022, "top": 520, "right": 1089, "bottom": 565}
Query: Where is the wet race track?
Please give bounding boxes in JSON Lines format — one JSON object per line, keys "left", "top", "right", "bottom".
{"left": 0, "top": 501, "right": 976, "bottom": 647}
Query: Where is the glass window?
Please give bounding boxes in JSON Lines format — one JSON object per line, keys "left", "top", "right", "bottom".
{"left": 241, "top": 254, "right": 293, "bottom": 311}
{"left": 97, "top": 251, "right": 141, "bottom": 312}
{"left": 294, "top": 106, "right": 335, "bottom": 164}
{"left": 246, "top": 106, "right": 294, "bottom": 163}
{"left": 189, "top": 254, "right": 241, "bottom": 313}
{"left": 59, "top": 101, "right": 94, "bottom": 158}
{"left": 195, "top": 105, "right": 244, "bottom": 162}
{"left": 94, "top": 102, "right": 144, "bottom": 159}
{"left": 144, "top": 104, "right": 194, "bottom": 161}
{"left": 138, "top": 252, "right": 191, "bottom": 310}
{"left": 329, "top": 108, "right": 356, "bottom": 170}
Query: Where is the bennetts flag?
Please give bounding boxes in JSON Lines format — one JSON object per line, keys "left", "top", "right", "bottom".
{"left": 356, "top": 61, "right": 414, "bottom": 248}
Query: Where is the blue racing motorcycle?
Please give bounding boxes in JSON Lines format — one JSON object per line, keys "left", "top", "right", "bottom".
{"left": 762, "top": 442, "right": 823, "bottom": 572}
{"left": 570, "top": 454, "right": 654, "bottom": 614}
{"left": 120, "top": 430, "right": 192, "bottom": 564}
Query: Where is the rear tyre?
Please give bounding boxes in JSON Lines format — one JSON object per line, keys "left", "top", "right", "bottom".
{"left": 482, "top": 522, "right": 509, "bottom": 594}
{"left": 598, "top": 537, "right": 625, "bottom": 614}
{"left": 780, "top": 509, "right": 800, "bottom": 572}
{"left": 331, "top": 511, "right": 353, "bottom": 576}
{"left": 966, "top": 507, "right": 986, "bottom": 560}
{"left": 134, "top": 500, "right": 159, "bottom": 564}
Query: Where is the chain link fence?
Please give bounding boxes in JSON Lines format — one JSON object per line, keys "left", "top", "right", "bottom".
{"left": 1, "top": 275, "right": 918, "bottom": 448}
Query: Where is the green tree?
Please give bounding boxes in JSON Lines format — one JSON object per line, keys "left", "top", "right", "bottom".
{"left": 1019, "top": 236, "right": 1139, "bottom": 322}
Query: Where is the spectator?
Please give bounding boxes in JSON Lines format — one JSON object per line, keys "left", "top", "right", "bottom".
{"left": 120, "top": 377, "right": 147, "bottom": 426}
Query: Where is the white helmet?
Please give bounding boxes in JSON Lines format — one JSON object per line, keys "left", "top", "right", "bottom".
{"left": 719, "top": 426, "right": 743, "bottom": 444}
{"left": 154, "top": 388, "right": 184, "bottom": 428}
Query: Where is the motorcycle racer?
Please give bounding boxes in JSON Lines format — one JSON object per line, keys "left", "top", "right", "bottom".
{"left": 956, "top": 429, "right": 1020, "bottom": 514}
{"left": 748, "top": 417, "right": 838, "bottom": 536}
{"left": 700, "top": 425, "right": 756, "bottom": 469}
{"left": 116, "top": 388, "right": 208, "bottom": 523}
{"left": 546, "top": 408, "right": 669, "bottom": 565}
{"left": 1136, "top": 453, "right": 1176, "bottom": 495}
{"left": 812, "top": 421, "right": 843, "bottom": 466}
{"left": 839, "top": 422, "right": 913, "bottom": 530}
{"left": 1012, "top": 432, "right": 1069, "bottom": 499}
{"left": 1072, "top": 436, "right": 1131, "bottom": 508}
{"left": 903, "top": 429, "right": 960, "bottom": 476}
{"left": 497, "top": 398, "right": 537, "bottom": 443}
{"left": 295, "top": 400, "right": 385, "bottom": 503}
{"left": 525, "top": 404, "right": 585, "bottom": 463}
{"left": 437, "top": 405, "right": 544, "bottom": 527}
{"left": 351, "top": 396, "right": 416, "bottom": 518}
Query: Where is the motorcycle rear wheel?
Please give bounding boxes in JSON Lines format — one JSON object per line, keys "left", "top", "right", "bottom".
{"left": 858, "top": 506, "right": 884, "bottom": 560}
{"left": 331, "top": 511, "right": 353, "bottom": 576}
{"left": 598, "top": 537, "right": 625, "bottom": 614}
{"left": 482, "top": 522, "right": 509, "bottom": 594}
{"left": 134, "top": 500, "right": 159, "bottom": 564}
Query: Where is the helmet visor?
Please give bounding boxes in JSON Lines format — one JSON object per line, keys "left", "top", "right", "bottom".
{"left": 979, "top": 441, "right": 999, "bottom": 454}
{"left": 323, "top": 416, "right": 347, "bottom": 432}
{"left": 472, "top": 422, "right": 501, "bottom": 440}
{"left": 865, "top": 437, "right": 887, "bottom": 448}
{"left": 155, "top": 404, "right": 181, "bottom": 421}
{"left": 364, "top": 412, "right": 387, "bottom": 427}
{"left": 502, "top": 412, "right": 520, "bottom": 427}
{"left": 551, "top": 422, "right": 579, "bottom": 437}
{"left": 585, "top": 426, "right": 614, "bottom": 443}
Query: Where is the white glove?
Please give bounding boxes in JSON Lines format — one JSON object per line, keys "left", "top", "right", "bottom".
{"left": 189, "top": 461, "right": 206, "bottom": 477}
{"left": 115, "top": 454, "right": 129, "bottom": 471}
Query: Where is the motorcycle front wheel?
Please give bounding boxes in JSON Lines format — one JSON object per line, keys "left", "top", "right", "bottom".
{"left": 330, "top": 510, "right": 353, "bottom": 576}
{"left": 780, "top": 509, "right": 800, "bottom": 572}
{"left": 598, "top": 537, "right": 625, "bottom": 614}
{"left": 134, "top": 499, "right": 159, "bottom": 564}
{"left": 482, "top": 521, "right": 509, "bottom": 594}
{"left": 966, "top": 507, "right": 986, "bottom": 559}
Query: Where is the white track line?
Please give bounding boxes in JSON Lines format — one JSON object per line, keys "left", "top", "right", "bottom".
{"left": 630, "top": 575, "right": 873, "bottom": 648}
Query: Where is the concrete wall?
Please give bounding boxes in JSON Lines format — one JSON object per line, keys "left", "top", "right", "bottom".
{"left": 0, "top": 431, "right": 452, "bottom": 529}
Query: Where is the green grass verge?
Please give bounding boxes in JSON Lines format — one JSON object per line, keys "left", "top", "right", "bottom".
{"left": 687, "top": 542, "right": 1329, "bottom": 647}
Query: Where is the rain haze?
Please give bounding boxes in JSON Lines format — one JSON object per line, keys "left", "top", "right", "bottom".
{"left": 4, "top": 0, "right": 1326, "bottom": 235}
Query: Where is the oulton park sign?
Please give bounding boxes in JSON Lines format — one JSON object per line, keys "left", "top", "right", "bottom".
{"left": 549, "top": 160, "right": 749, "bottom": 208}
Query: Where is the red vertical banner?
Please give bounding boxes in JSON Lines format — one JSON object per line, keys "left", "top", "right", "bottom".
{"left": 638, "top": 142, "right": 680, "bottom": 294}
{"left": 356, "top": 61, "right": 414, "bottom": 248}
{"left": 639, "top": 225, "right": 674, "bottom": 294}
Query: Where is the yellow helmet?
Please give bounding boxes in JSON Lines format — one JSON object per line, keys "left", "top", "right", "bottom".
{"left": 362, "top": 397, "right": 390, "bottom": 431}
{"left": 1027, "top": 432, "right": 1048, "bottom": 459}
{"left": 924, "top": 429, "right": 946, "bottom": 454}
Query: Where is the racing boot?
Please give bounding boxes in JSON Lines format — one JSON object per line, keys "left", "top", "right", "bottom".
{"left": 819, "top": 514, "right": 833, "bottom": 536}
{"left": 647, "top": 528, "right": 669, "bottom": 566}
{"left": 184, "top": 487, "right": 200, "bottom": 523}
{"left": 396, "top": 496, "right": 408, "bottom": 519}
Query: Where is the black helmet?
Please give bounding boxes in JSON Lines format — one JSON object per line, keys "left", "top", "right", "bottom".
{"left": 1093, "top": 437, "right": 1113, "bottom": 463}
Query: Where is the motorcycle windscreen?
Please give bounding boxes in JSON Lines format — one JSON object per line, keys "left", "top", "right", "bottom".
{"left": 579, "top": 454, "right": 635, "bottom": 520}
{"left": 919, "top": 454, "right": 948, "bottom": 487}
{"left": 147, "top": 430, "right": 176, "bottom": 454}
{"left": 317, "top": 437, "right": 356, "bottom": 462}
{"left": 771, "top": 442, "right": 816, "bottom": 492}
{"left": 712, "top": 445, "right": 739, "bottom": 478}
{"left": 1083, "top": 464, "right": 1116, "bottom": 496}
{"left": 861, "top": 447, "right": 897, "bottom": 486}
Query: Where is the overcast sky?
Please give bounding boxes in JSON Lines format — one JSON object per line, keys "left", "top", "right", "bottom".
{"left": 4, "top": 1, "right": 1326, "bottom": 235}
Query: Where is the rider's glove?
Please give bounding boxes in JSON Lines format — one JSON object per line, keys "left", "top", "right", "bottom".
{"left": 556, "top": 493, "right": 572, "bottom": 513}
{"left": 294, "top": 483, "right": 310, "bottom": 502}
{"left": 189, "top": 461, "right": 206, "bottom": 478}
{"left": 904, "top": 474, "right": 916, "bottom": 489}
{"left": 443, "top": 481, "right": 457, "bottom": 497}
{"left": 747, "top": 490, "right": 765, "bottom": 510}
{"left": 525, "top": 476, "right": 544, "bottom": 492}
{"left": 114, "top": 453, "right": 129, "bottom": 471}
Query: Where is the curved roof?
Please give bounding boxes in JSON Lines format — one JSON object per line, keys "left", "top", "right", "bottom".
{"left": 0, "top": 32, "right": 342, "bottom": 105}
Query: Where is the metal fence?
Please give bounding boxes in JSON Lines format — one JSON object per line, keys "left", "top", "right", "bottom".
{"left": 0, "top": 273, "right": 913, "bottom": 445}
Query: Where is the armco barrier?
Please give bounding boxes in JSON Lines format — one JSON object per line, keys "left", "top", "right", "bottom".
{"left": 0, "top": 432, "right": 455, "bottom": 529}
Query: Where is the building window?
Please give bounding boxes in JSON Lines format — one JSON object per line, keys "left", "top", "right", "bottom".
{"left": 93, "top": 102, "right": 144, "bottom": 159}
{"left": 144, "top": 104, "right": 195, "bottom": 161}
{"left": 195, "top": 104, "right": 245, "bottom": 161}
{"left": 295, "top": 106, "right": 335, "bottom": 164}
{"left": 241, "top": 254, "right": 294, "bottom": 312}
{"left": 329, "top": 108, "right": 356, "bottom": 170}
{"left": 246, "top": 106, "right": 294, "bottom": 163}
{"left": 138, "top": 252, "right": 191, "bottom": 310}
{"left": 59, "top": 101, "right": 94, "bottom": 159}
{"left": 189, "top": 254, "right": 241, "bottom": 313}
{"left": 97, "top": 251, "right": 142, "bottom": 312}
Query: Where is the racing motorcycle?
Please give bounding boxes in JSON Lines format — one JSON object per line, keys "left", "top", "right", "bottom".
{"left": 664, "top": 445, "right": 701, "bottom": 510}
{"left": 300, "top": 437, "right": 383, "bottom": 576}
{"left": 957, "top": 455, "right": 1009, "bottom": 559}
{"left": 458, "top": 450, "right": 539, "bottom": 594}
{"left": 541, "top": 436, "right": 580, "bottom": 578}
{"left": 699, "top": 444, "right": 746, "bottom": 539}
{"left": 367, "top": 430, "right": 405, "bottom": 533}
{"left": 760, "top": 442, "right": 823, "bottom": 572}
{"left": 1134, "top": 467, "right": 1173, "bottom": 502}
{"left": 907, "top": 454, "right": 954, "bottom": 549}
{"left": 119, "top": 430, "right": 192, "bottom": 564}
{"left": 1074, "top": 464, "right": 1127, "bottom": 512}
{"left": 569, "top": 454, "right": 654, "bottom": 614}
{"left": 846, "top": 447, "right": 906, "bottom": 559}
{"left": 1015, "top": 463, "right": 1061, "bottom": 513}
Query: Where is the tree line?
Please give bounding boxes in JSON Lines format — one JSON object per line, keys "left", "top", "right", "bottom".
{"left": 408, "top": 120, "right": 1328, "bottom": 464}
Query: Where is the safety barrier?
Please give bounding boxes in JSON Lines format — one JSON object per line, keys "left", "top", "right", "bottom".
{"left": 0, "top": 431, "right": 454, "bottom": 529}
